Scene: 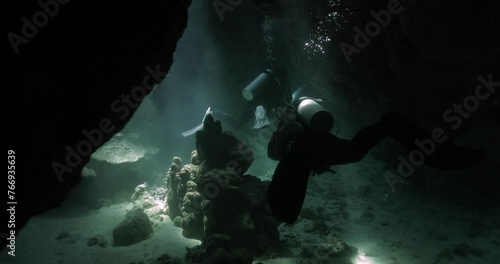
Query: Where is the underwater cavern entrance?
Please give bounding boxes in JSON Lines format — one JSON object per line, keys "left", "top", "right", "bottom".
{"left": 4, "top": 0, "right": 499, "bottom": 264}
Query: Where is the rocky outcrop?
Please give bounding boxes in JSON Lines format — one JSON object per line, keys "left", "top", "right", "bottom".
{"left": 8, "top": 0, "right": 498, "bottom": 257}
{"left": 112, "top": 208, "right": 154, "bottom": 247}
{"left": 164, "top": 156, "right": 205, "bottom": 239}
{"left": 86, "top": 134, "right": 154, "bottom": 194}
{"left": 163, "top": 115, "right": 280, "bottom": 262}
{"left": 69, "top": 133, "right": 163, "bottom": 210}
{"left": 6, "top": 0, "right": 191, "bottom": 245}
{"left": 131, "top": 182, "right": 168, "bottom": 223}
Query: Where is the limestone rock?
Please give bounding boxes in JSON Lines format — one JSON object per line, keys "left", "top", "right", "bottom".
{"left": 112, "top": 209, "right": 153, "bottom": 246}
{"left": 91, "top": 134, "right": 146, "bottom": 165}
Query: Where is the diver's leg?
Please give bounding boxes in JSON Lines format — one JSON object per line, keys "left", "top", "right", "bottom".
{"left": 267, "top": 144, "right": 312, "bottom": 224}
{"left": 322, "top": 113, "right": 486, "bottom": 169}
{"left": 319, "top": 122, "right": 387, "bottom": 166}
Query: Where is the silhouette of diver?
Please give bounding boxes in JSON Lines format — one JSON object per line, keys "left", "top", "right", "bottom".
{"left": 212, "top": 67, "right": 292, "bottom": 130}
{"left": 266, "top": 100, "right": 487, "bottom": 224}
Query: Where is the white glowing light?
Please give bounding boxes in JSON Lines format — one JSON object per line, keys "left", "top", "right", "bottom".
{"left": 355, "top": 254, "right": 373, "bottom": 264}
{"left": 156, "top": 200, "right": 165, "bottom": 209}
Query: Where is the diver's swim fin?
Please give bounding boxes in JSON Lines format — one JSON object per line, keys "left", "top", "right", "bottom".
{"left": 182, "top": 107, "right": 213, "bottom": 137}
{"left": 267, "top": 148, "right": 312, "bottom": 224}
{"left": 382, "top": 112, "right": 486, "bottom": 169}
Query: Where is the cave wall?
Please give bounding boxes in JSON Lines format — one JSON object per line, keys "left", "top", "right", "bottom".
{"left": 251, "top": 0, "right": 500, "bottom": 200}
{"left": 5, "top": 0, "right": 191, "bottom": 247}
{"left": 284, "top": 0, "right": 500, "bottom": 128}
{"left": 5, "top": 0, "right": 499, "bottom": 250}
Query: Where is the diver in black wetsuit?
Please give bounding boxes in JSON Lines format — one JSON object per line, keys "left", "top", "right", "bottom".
{"left": 266, "top": 98, "right": 487, "bottom": 224}
{"left": 202, "top": 67, "right": 486, "bottom": 224}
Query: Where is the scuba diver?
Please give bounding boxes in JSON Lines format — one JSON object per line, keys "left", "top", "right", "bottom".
{"left": 182, "top": 67, "right": 291, "bottom": 137}
{"left": 266, "top": 97, "right": 487, "bottom": 224}
{"left": 212, "top": 67, "right": 292, "bottom": 130}
{"left": 182, "top": 67, "right": 486, "bottom": 224}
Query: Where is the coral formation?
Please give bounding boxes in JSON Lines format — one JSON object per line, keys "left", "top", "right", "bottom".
{"left": 161, "top": 114, "right": 280, "bottom": 262}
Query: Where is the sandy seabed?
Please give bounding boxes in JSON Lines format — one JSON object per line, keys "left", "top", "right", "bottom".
{"left": 1, "top": 152, "right": 499, "bottom": 264}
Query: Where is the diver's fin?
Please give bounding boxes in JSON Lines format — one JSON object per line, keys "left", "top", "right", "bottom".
{"left": 382, "top": 111, "right": 486, "bottom": 169}
{"left": 267, "top": 149, "right": 312, "bottom": 224}
{"left": 182, "top": 107, "right": 212, "bottom": 137}
{"left": 423, "top": 142, "right": 486, "bottom": 170}
{"left": 202, "top": 107, "right": 213, "bottom": 122}
{"left": 181, "top": 123, "right": 204, "bottom": 137}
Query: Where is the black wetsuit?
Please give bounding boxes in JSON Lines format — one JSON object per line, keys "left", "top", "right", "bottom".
{"left": 267, "top": 112, "right": 486, "bottom": 224}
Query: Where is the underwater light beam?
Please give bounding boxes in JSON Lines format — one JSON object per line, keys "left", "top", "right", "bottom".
{"left": 355, "top": 255, "right": 373, "bottom": 264}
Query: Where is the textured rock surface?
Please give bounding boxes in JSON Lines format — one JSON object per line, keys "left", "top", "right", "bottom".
{"left": 165, "top": 116, "right": 280, "bottom": 261}
{"left": 165, "top": 157, "right": 203, "bottom": 237}
{"left": 112, "top": 209, "right": 154, "bottom": 247}
{"left": 130, "top": 182, "right": 168, "bottom": 224}
{"left": 91, "top": 134, "right": 147, "bottom": 165}
{"left": 264, "top": 0, "right": 500, "bottom": 124}
{"left": 74, "top": 134, "right": 164, "bottom": 210}
{"left": 251, "top": 0, "right": 499, "bottom": 200}
{"left": 7, "top": 0, "right": 498, "bottom": 257}
{"left": 6, "top": 0, "right": 191, "bottom": 245}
